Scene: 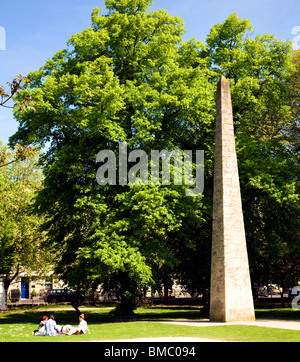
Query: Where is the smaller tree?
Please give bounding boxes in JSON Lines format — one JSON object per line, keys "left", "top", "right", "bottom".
{"left": 0, "top": 143, "right": 36, "bottom": 168}
{"left": 0, "top": 74, "right": 35, "bottom": 111}
{"left": 0, "top": 142, "right": 51, "bottom": 308}
{"left": 0, "top": 75, "right": 36, "bottom": 168}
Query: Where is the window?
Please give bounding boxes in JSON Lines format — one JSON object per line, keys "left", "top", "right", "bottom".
{"left": 45, "top": 279, "right": 53, "bottom": 290}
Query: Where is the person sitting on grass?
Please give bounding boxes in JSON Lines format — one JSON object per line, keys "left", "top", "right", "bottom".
{"left": 45, "top": 314, "right": 60, "bottom": 336}
{"left": 33, "top": 315, "right": 48, "bottom": 336}
{"left": 67, "top": 314, "right": 90, "bottom": 335}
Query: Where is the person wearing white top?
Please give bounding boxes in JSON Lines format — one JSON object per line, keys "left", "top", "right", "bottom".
{"left": 78, "top": 318, "right": 89, "bottom": 334}
{"left": 67, "top": 313, "right": 90, "bottom": 335}
{"left": 45, "top": 315, "right": 60, "bottom": 336}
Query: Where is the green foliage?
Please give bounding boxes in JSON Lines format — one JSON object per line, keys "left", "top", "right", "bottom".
{"left": 0, "top": 74, "right": 35, "bottom": 111}
{"left": 0, "top": 143, "right": 36, "bottom": 168}
{"left": 0, "top": 142, "right": 51, "bottom": 297}
{"left": 0, "top": 220, "right": 15, "bottom": 274}
{"left": 206, "top": 14, "right": 299, "bottom": 287}
{"left": 30, "top": 289, "right": 38, "bottom": 297}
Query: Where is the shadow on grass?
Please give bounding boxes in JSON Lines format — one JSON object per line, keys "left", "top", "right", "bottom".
{"left": 0, "top": 310, "right": 84, "bottom": 326}
{"left": 1, "top": 306, "right": 299, "bottom": 328}
{"left": 136, "top": 307, "right": 206, "bottom": 321}
{"left": 255, "top": 308, "right": 300, "bottom": 321}
{"left": 0, "top": 307, "right": 206, "bottom": 327}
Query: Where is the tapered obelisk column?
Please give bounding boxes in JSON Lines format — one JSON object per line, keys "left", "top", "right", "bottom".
{"left": 210, "top": 77, "right": 255, "bottom": 322}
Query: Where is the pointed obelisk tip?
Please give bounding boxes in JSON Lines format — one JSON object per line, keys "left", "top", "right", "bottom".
{"left": 218, "top": 76, "right": 229, "bottom": 85}
{"left": 217, "top": 76, "right": 230, "bottom": 95}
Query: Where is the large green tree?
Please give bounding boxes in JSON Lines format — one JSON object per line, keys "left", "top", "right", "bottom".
{"left": 206, "top": 14, "right": 299, "bottom": 288}
{"left": 11, "top": 0, "right": 215, "bottom": 314}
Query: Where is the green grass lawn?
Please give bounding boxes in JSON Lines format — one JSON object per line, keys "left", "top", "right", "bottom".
{"left": 0, "top": 306, "right": 300, "bottom": 342}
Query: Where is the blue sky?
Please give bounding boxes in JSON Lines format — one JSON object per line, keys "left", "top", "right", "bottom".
{"left": 0, "top": 0, "right": 299, "bottom": 145}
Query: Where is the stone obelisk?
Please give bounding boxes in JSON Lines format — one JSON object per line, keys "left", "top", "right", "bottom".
{"left": 210, "top": 77, "right": 255, "bottom": 322}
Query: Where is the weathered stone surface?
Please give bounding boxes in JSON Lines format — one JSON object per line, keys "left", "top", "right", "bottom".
{"left": 210, "top": 77, "right": 255, "bottom": 322}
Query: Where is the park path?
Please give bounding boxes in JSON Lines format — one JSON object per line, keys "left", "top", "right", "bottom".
{"left": 99, "top": 337, "right": 222, "bottom": 342}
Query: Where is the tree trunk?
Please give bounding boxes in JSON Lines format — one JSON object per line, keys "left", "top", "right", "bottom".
{"left": 92, "top": 290, "right": 98, "bottom": 306}
{"left": 71, "top": 302, "right": 81, "bottom": 316}
{"left": 164, "top": 281, "right": 169, "bottom": 305}
{"left": 2, "top": 265, "right": 21, "bottom": 310}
